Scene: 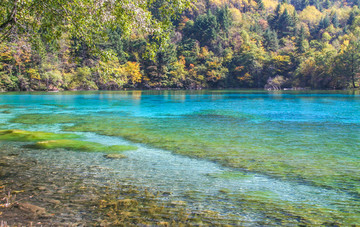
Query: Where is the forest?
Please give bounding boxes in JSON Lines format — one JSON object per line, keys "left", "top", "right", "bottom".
{"left": 1, "top": 0, "right": 360, "bottom": 91}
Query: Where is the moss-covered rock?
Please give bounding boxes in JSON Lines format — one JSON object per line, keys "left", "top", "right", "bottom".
{"left": 0, "top": 129, "right": 80, "bottom": 142}
{"left": 28, "top": 139, "right": 137, "bottom": 153}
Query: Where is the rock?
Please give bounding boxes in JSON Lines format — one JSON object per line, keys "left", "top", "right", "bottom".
{"left": 170, "top": 201, "right": 186, "bottom": 206}
{"left": 45, "top": 199, "right": 61, "bottom": 205}
{"left": 104, "top": 154, "right": 127, "bottom": 159}
{"left": 117, "top": 199, "right": 138, "bottom": 207}
{"left": 18, "top": 202, "right": 46, "bottom": 216}
{"left": 158, "top": 221, "right": 170, "bottom": 226}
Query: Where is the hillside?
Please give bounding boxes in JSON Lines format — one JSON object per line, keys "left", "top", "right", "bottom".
{"left": 1, "top": 0, "right": 360, "bottom": 91}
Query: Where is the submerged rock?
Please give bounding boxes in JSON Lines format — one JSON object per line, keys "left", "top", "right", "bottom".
{"left": 117, "top": 199, "right": 138, "bottom": 207}
{"left": 17, "top": 202, "right": 46, "bottom": 216}
{"left": 104, "top": 154, "right": 127, "bottom": 159}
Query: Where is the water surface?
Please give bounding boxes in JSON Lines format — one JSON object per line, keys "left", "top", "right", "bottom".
{"left": 0, "top": 90, "right": 359, "bottom": 225}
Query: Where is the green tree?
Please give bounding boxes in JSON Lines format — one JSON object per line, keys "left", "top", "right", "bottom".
{"left": 193, "top": 10, "right": 220, "bottom": 47}
{"left": 335, "top": 39, "right": 360, "bottom": 88}
{"left": 332, "top": 13, "right": 340, "bottom": 28}
{"left": 0, "top": 0, "right": 191, "bottom": 54}
{"left": 296, "top": 26, "right": 308, "bottom": 53}
{"left": 263, "top": 29, "right": 279, "bottom": 51}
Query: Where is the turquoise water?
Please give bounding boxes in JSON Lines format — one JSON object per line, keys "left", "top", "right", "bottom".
{"left": 0, "top": 90, "right": 359, "bottom": 225}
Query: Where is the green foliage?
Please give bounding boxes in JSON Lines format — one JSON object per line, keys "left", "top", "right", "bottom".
{"left": 193, "top": 10, "right": 220, "bottom": 47}
{"left": 335, "top": 38, "right": 360, "bottom": 88}
{"left": 1, "top": 0, "right": 360, "bottom": 90}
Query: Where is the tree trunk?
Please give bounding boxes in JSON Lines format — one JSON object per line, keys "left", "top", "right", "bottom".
{"left": 352, "top": 74, "right": 357, "bottom": 88}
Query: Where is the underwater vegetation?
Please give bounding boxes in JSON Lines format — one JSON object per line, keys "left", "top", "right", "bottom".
{"left": 8, "top": 112, "right": 360, "bottom": 225}
{"left": 95, "top": 185, "right": 242, "bottom": 226}
{"left": 0, "top": 105, "right": 14, "bottom": 109}
{"left": 27, "top": 140, "right": 137, "bottom": 153}
{"left": 41, "top": 104, "right": 68, "bottom": 108}
{"left": 225, "top": 191, "right": 360, "bottom": 226}
{"left": 0, "top": 130, "right": 80, "bottom": 142}
{"left": 11, "top": 113, "right": 360, "bottom": 197}
{"left": 62, "top": 116, "right": 360, "bottom": 197}
{"left": 10, "top": 114, "right": 82, "bottom": 124}
{"left": 0, "top": 129, "right": 137, "bottom": 154}
{"left": 180, "top": 188, "right": 360, "bottom": 225}
{"left": 207, "top": 171, "right": 253, "bottom": 179}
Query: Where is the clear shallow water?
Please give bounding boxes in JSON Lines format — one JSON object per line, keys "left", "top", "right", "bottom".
{"left": 0, "top": 90, "right": 360, "bottom": 225}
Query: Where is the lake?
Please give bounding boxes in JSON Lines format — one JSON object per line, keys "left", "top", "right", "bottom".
{"left": 0, "top": 90, "right": 359, "bottom": 225}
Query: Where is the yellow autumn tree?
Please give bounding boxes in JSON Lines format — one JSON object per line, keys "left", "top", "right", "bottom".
{"left": 123, "top": 62, "right": 143, "bottom": 87}
{"left": 299, "top": 6, "right": 323, "bottom": 28}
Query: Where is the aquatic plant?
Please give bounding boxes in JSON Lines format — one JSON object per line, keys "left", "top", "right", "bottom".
{"left": 207, "top": 171, "right": 253, "bottom": 179}
{"left": 224, "top": 191, "right": 360, "bottom": 226}
{"left": 41, "top": 104, "right": 68, "bottom": 108}
{"left": 0, "top": 130, "right": 80, "bottom": 142}
{"left": 10, "top": 114, "right": 82, "bottom": 124}
{"left": 95, "top": 186, "right": 240, "bottom": 226}
{"left": 0, "top": 105, "right": 14, "bottom": 109}
{"left": 28, "top": 139, "right": 137, "bottom": 153}
{"left": 60, "top": 115, "right": 360, "bottom": 197}
{"left": 10, "top": 112, "right": 360, "bottom": 199}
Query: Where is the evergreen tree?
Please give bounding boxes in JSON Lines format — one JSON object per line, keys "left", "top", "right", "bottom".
{"left": 193, "top": 10, "right": 219, "bottom": 47}
{"left": 324, "top": 0, "right": 331, "bottom": 9}
{"left": 256, "top": 0, "right": 266, "bottom": 11}
{"left": 332, "top": 13, "right": 340, "bottom": 28}
{"left": 217, "top": 6, "right": 232, "bottom": 35}
{"left": 301, "top": 0, "right": 310, "bottom": 10}
{"left": 270, "top": 4, "right": 282, "bottom": 30}
{"left": 296, "top": 26, "right": 307, "bottom": 53}
{"left": 278, "top": 9, "right": 294, "bottom": 37}
{"left": 347, "top": 11, "right": 356, "bottom": 25}
{"left": 263, "top": 29, "right": 279, "bottom": 51}
{"left": 318, "top": 14, "right": 331, "bottom": 31}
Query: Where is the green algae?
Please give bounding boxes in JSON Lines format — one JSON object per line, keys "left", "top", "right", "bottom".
{"left": 5, "top": 112, "right": 360, "bottom": 225}
{"left": 60, "top": 115, "right": 360, "bottom": 197}
{"left": 9, "top": 113, "right": 360, "bottom": 197}
{"left": 41, "top": 104, "right": 68, "bottom": 108}
{"left": 0, "top": 129, "right": 80, "bottom": 142}
{"left": 10, "top": 113, "right": 360, "bottom": 197}
{"left": 10, "top": 114, "right": 82, "bottom": 124}
{"left": 225, "top": 192, "right": 360, "bottom": 226}
{"left": 190, "top": 109, "right": 269, "bottom": 122}
{"left": 96, "top": 186, "right": 241, "bottom": 226}
{"left": 28, "top": 139, "right": 137, "bottom": 153}
{"left": 1, "top": 110, "right": 10, "bottom": 114}
{"left": 0, "top": 105, "right": 14, "bottom": 109}
{"left": 208, "top": 171, "right": 253, "bottom": 179}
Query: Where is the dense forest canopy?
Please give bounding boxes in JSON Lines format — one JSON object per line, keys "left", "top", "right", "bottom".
{"left": 1, "top": 0, "right": 360, "bottom": 91}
